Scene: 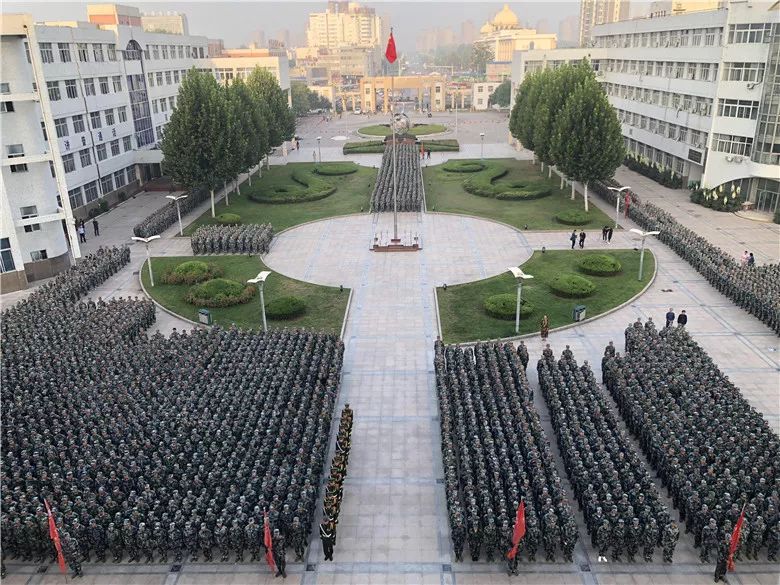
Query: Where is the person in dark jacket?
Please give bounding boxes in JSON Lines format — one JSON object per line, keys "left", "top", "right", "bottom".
{"left": 677, "top": 310, "right": 687, "bottom": 327}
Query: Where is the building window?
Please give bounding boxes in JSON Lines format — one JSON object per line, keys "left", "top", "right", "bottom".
{"left": 100, "top": 175, "right": 113, "bottom": 194}
{"left": 147, "top": 72, "right": 155, "bottom": 87}
{"left": 68, "top": 187, "right": 84, "bottom": 209}
{"left": 63, "top": 79, "right": 78, "bottom": 99}
{"left": 84, "top": 78, "right": 95, "bottom": 96}
{"left": 713, "top": 133, "right": 753, "bottom": 156}
{"left": 118, "top": 106, "right": 127, "bottom": 123}
{"left": 169, "top": 96, "right": 175, "bottom": 110}
{"left": 160, "top": 99, "right": 167, "bottom": 112}
{"left": 723, "top": 62, "right": 765, "bottom": 83}
{"left": 105, "top": 109, "right": 115, "bottom": 125}
{"left": 23, "top": 41, "right": 31, "bottom": 63}
{"left": 20, "top": 205, "right": 41, "bottom": 233}
{"left": 123, "top": 135, "right": 132, "bottom": 151}
{"left": 114, "top": 169, "right": 126, "bottom": 187}
{"left": 162, "top": 45, "right": 169, "bottom": 59}
{"left": 718, "top": 99, "right": 760, "bottom": 119}
{"left": 79, "top": 148, "right": 92, "bottom": 167}
{"left": 59, "top": 42, "right": 72, "bottom": 62}
{"left": 84, "top": 181, "right": 99, "bottom": 202}
{"left": 10, "top": 163, "right": 28, "bottom": 173}
{"left": 165, "top": 71, "right": 172, "bottom": 85}
{"left": 152, "top": 100, "right": 158, "bottom": 114}
{"left": 30, "top": 249, "right": 48, "bottom": 262}
{"left": 72, "top": 114, "right": 85, "bottom": 133}
{"left": 93, "top": 44, "right": 105, "bottom": 62}
{"left": 110, "top": 139, "right": 120, "bottom": 156}
{"left": 107, "top": 44, "right": 117, "bottom": 61}
{"left": 90, "top": 111, "right": 102, "bottom": 129}
{"left": 99, "top": 77, "right": 109, "bottom": 94}
{"left": 112, "top": 75, "right": 122, "bottom": 92}
{"left": 126, "top": 166, "right": 136, "bottom": 182}
{"left": 40, "top": 43, "right": 54, "bottom": 63}
{"left": 152, "top": 45, "right": 160, "bottom": 59}
{"left": 156, "top": 71, "right": 163, "bottom": 86}
{"left": 62, "top": 153, "right": 75, "bottom": 173}
{"left": 728, "top": 23, "right": 773, "bottom": 44}
{"left": 54, "top": 117, "right": 69, "bottom": 138}
{"left": 1, "top": 102, "right": 15, "bottom": 113}
{"left": 77, "top": 43, "right": 89, "bottom": 62}
{"left": 40, "top": 121, "right": 47, "bottom": 141}
{"left": 178, "top": 45, "right": 184, "bottom": 59}
{"left": 96, "top": 143, "right": 107, "bottom": 161}
{"left": 1, "top": 238, "right": 16, "bottom": 272}
{"left": 47, "top": 81, "right": 61, "bottom": 101}
{"left": 174, "top": 70, "right": 180, "bottom": 83}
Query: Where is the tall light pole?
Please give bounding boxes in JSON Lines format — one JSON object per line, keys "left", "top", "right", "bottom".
{"left": 480, "top": 132, "right": 485, "bottom": 161}
{"left": 607, "top": 186, "right": 631, "bottom": 229}
{"left": 507, "top": 266, "right": 534, "bottom": 334}
{"left": 247, "top": 270, "right": 272, "bottom": 332}
{"left": 391, "top": 112, "right": 402, "bottom": 243}
{"left": 132, "top": 235, "right": 161, "bottom": 287}
{"left": 166, "top": 194, "right": 188, "bottom": 236}
{"left": 316, "top": 136, "right": 322, "bottom": 165}
{"left": 630, "top": 228, "right": 660, "bottom": 281}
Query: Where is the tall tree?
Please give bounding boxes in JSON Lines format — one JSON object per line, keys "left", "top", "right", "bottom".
{"left": 488, "top": 79, "right": 511, "bottom": 107}
{"left": 229, "top": 77, "right": 268, "bottom": 187}
{"left": 220, "top": 82, "right": 248, "bottom": 204}
{"left": 509, "top": 72, "right": 542, "bottom": 152}
{"left": 471, "top": 43, "right": 494, "bottom": 74}
{"left": 161, "top": 69, "right": 227, "bottom": 217}
{"left": 550, "top": 78, "right": 625, "bottom": 212}
{"left": 246, "top": 67, "right": 295, "bottom": 148}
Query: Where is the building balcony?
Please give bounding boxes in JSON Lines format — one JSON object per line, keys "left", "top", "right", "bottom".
{"left": 2, "top": 91, "right": 38, "bottom": 102}
{"left": 14, "top": 209, "right": 66, "bottom": 229}
{"left": 1, "top": 152, "right": 52, "bottom": 166}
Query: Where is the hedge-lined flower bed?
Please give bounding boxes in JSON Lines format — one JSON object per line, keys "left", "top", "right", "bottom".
{"left": 443, "top": 161, "right": 486, "bottom": 173}
{"left": 463, "top": 163, "right": 551, "bottom": 200}
{"left": 265, "top": 296, "right": 307, "bottom": 319}
{"left": 556, "top": 210, "right": 592, "bottom": 226}
{"left": 624, "top": 154, "right": 683, "bottom": 189}
{"left": 162, "top": 260, "right": 224, "bottom": 285}
{"left": 548, "top": 273, "right": 596, "bottom": 298}
{"left": 249, "top": 169, "right": 336, "bottom": 204}
{"left": 484, "top": 293, "right": 534, "bottom": 320}
{"left": 689, "top": 186, "right": 743, "bottom": 212}
{"left": 185, "top": 278, "right": 257, "bottom": 308}
{"left": 313, "top": 163, "right": 358, "bottom": 176}
{"left": 578, "top": 254, "right": 622, "bottom": 276}
{"left": 342, "top": 139, "right": 459, "bottom": 154}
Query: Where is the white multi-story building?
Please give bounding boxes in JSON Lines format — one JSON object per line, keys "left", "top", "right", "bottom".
{"left": 306, "top": 1, "right": 386, "bottom": 50}
{"left": 1, "top": 3, "right": 290, "bottom": 292}
{"left": 579, "top": 0, "right": 631, "bottom": 46}
{"left": 511, "top": 0, "right": 780, "bottom": 214}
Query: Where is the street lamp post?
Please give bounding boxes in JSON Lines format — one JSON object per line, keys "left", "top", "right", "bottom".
{"left": 630, "top": 228, "right": 660, "bottom": 281}
{"left": 165, "top": 194, "right": 189, "bottom": 236}
{"left": 131, "top": 235, "right": 161, "bottom": 287}
{"left": 480, "top": 132, "right": 485, "bottom": 161}
{"left": 247, "top": 270, "right": 272, "bottom": 332}
{"left": 316, "top": 136, "right": 322, "bottom": 165}
{"left": 391, "top": 113, "right": 399, "bottom": 242}
{"left": 507, "top": 266, "right": 534, "bottom": 334}
{"left": 607, "top": 186, "right": 631, "bottom": 229}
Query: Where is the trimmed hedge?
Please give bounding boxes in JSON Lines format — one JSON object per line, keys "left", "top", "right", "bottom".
{"left": 185, "top": 278, "right": 257, "bottom": 308}
{"left": 216, "top": 213, "right": 241, "bottom": 225}
{"left": 342, "top": 139, "right": 459, "bottom": 154}
{"left": 265, "top": 296, "right": 306, "bottom": 319}
{"left": 556, "top": 210, "right": 592, "bottom": 226}
{"left": 248, "top": 170, "right": 336, "bottom": 204}
{"left": 483, "top": 293, "right": 534, "bottom": 320}
{"left": 462, "top": 162, "right": 552, "bottom": 200}
{"left": 689, "top": 187, "right": 743, "bottom": 212}
{"left": 548, "top": 273, "right": 596, "bottom": 298}
{"left": 313, "top": 162, "right": 358, "bottom": 176}
{"left": 443, "top": 161, "right": 486, "bottom": 173}
{"left": 578, "top": 254, "right": 622, "bottom": 276}
{"left": 162, "top": 260, "right": 224, "bottom": 285}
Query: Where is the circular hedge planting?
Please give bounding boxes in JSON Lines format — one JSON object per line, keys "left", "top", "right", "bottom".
{"left": 265, "top": 296, "right": 306, "bottom": 320}
{"left": 215, "top": 213, "right": 241, "bottom": 225}
{"left": 185, "top": 278, "right": 257, "bottom": 308}
{"left": 579, "top": 254, "right": 622, "bottom": 276}
{"left": 549, "top": 273, "right": 596, "bottom": 298}
{"left": 555, "top": 210, "right": 591, "bottom": 226}
{"left": 162, "top": 260, "right": 223, "bottom": 285}
{"left": 443, "top": 160, "right": 486, "bottom": 173}
{"left": 314, "top": 163, "right": 358, "bottom": 176}
{"left": 483, "top": 293, "right": 534, "bottom": 320}
{"left": 249, "top": 170, "right": 336, "bottom": 204}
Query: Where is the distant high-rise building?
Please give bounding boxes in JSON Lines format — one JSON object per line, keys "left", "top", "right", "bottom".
{"left": 251, "top": 29, "right": 267, "bottom": 48}
{"left": 460, "top": 20, "right": 477, "bottom": 44}
{"left": 535, "top": 19, "right": 553, "bottom": 34}
{"left": 140, "top": 11, "right": 189, "bottom": 35}
{"left": 558, "top": 14, "right": 580, "bottom": 46}
{"left": 647, "top": 0, "right": 722, "bottom": 17}
{"left": 275, "top": 29, "right": 292, "bottom": 48}
{"left": 578, "top": 0, "right": 630, "bottom": 46}
{"left": 416, "top": 27, "right": 457, "bottom": 53}
{"left": 306, "top": 1, "right": 385, "bottom": 49}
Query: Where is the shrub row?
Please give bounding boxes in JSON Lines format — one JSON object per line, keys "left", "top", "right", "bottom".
{"left": 265, "top": 296, "right": 306, "bottom": 319}
{"left": 216, "top": 213, "right": 241, "bottom": 225}
{"left": 313, "top": 163, "right": 358, "bottom": 176}
{"left": 555, "top": 210, "right": 591, "bottom": 226}
{"left": 578, "top": 254, "right": 622, "bottom": 276}
{"left": 161, "top": 260, "right": 224, "bottom": 285}
{"left": 443, "top": 161, "right": 486, "bottom": 173}
{"left": 689, "top": 187, "right": 742, "bottom": 212}
{"left": 342, "top": 139, "right": 459, "bottom": 155}
{"left": 462, "top": 163, "right": 551, "bottom": 200}
{"left": 185, "top": 278, "right": 257, "bottom": 308}
{"left": 249, "top": 169, "right": 336, "bottom": 204}
{"left": 624, "top": 154, "right": 683, "bottom": 189}
{"left": 483, "top": 293, "right": 534, "bottom": 320}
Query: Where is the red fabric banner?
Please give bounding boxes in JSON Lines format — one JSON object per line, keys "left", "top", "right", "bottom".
{"left": 385, "top": 31, "right": 397, "bottom": 64}
{"left": 727, "top": 508, "right": 745, "bottom": 572}
{"left": 44, "top": 499, "right": 67, "bottom": 574}
{"left": 264, "top": 511, "right": 276, "bottom": 573}
{"left": 506, "top": 501, "right": 526, "bottom": 560}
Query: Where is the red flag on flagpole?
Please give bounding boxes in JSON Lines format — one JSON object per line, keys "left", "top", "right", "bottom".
{"left": 263, "top": 511, "right": 276, "bottom": 574}
{"left": 727, "top": 506, "right": 746, "bottom": 572}
{"left": 385, "top": 30, "right": 397, "bottom": 64}
{"left": 44, "top": 499, "right": 67, "bottom": 574}
{"left": 506, "top": 501, "right": 526, "bottom": 560}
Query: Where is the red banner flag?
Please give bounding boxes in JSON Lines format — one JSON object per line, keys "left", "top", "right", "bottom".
{"left": 44, "top": 499, "right": 67, "bottom": 574}
{"left": 385, "top": 30, "right": 397, "bottom": 64}
{"left": 727, "top": 507, "right": 746, "bottom": 572}
{"left": 506, "top": 501, "right": 526, "bottom": 560}
{"left": 263, "top": 511, "right": 276, "bottom": 573}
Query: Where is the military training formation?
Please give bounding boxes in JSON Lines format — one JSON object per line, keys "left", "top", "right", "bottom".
{"left": 190, "top": 223, "right": 274, "bottom": 255}
{"left": 369, "top": 143, "right": 424, "bottom": 212}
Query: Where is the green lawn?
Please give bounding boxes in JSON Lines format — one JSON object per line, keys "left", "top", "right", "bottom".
{"left": 437, "top": 249, "right": 655, "bottom": 344}
{"left": 358, "top": 123, "right": 447, "bottom": 137}
{"left": 184, "top": 163, "right": 376, "bottom": 234}
{"left": 142, "top": 255, "right": 350, "bottom": 335}
{"left": 424, "top": 159, "right": 615, "bottom": 231}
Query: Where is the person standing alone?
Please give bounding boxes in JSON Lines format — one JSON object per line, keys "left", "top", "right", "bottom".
{"left": 93, "top": 218, "right": 100, "bottom": 237}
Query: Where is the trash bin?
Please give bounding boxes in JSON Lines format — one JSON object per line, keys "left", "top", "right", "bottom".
{"left": 198, "top": 308, "right": 212, "bottom": 325}
{"left": 573, "top": 305, "right": 586, "bottom": 322}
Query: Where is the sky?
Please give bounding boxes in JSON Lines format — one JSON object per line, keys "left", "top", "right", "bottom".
{"left": 2, "top": 1, "right": 605, "bottom": 49}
